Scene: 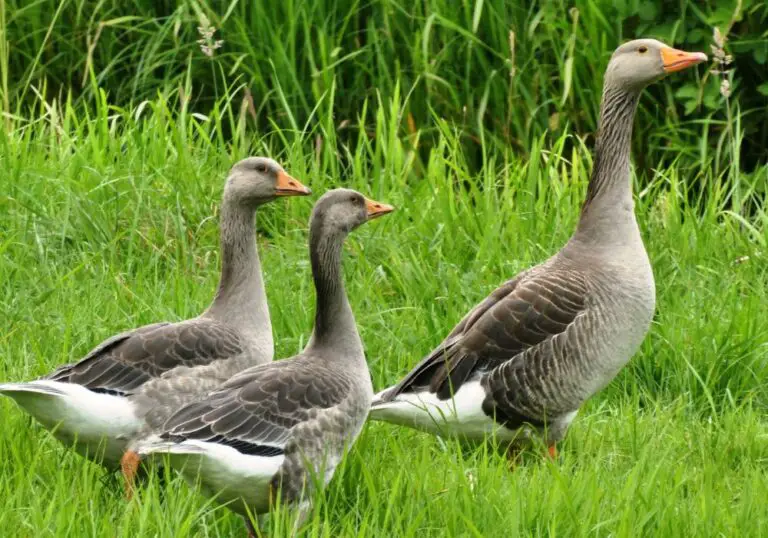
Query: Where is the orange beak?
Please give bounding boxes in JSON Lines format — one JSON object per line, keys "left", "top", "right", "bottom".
{"left": 660, "top": 47, "right": 708, "bottom": 73}
{"left": 275, "top": 170, "right": 311, "bottom": 196}
{"left": 364, "top": 197, "right": 395, "bottom": 219}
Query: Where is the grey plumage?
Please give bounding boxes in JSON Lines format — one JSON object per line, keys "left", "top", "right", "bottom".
{"left": 370, "top": 39, "right": 707, "bottom": 451}
{"left": 158, "top": 353, "right": 370, "bottom": 507}
{"left": 0, "top": 157, "right": 310, "bottom": 469}
{"left": 47, "top": 320, "right": 244, "bottom": 398}
{"left": 137, "top": 189, "right": 393, "bottom": 535}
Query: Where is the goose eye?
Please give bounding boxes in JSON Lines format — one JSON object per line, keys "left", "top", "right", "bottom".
{"left": 638, "top": 46, "right": 648, "bottom": 54}
{"left": 256, "top": 164, "right": 268, "bottom": 173}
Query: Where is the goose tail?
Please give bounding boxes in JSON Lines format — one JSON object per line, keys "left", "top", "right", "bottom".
{"left": 0, "top": 380, "right": 142, "bottom": 465}
{"left": 370, "top": 386, "right": 396, "bottom": 409}
{"left": 0, "top": 381, "right": 66, "bottom": 398}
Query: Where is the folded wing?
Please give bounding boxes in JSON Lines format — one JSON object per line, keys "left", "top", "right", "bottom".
{"left": 47, "top": 319, "right": 244, "bottom": 396}
{"left": 381, "top": 268, "right": 589, "bottom": 402}
{"left": 158, "top": 358, "right": 351, "bottom": 456}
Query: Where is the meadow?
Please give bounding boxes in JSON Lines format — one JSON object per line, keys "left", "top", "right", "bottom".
{"left": 1, "top": 1, "right": 768, "bottom": 537}
{"left": 0, "top": 89, "right": 766, "bottom": 536}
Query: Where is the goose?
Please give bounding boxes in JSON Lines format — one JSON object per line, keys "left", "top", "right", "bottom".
{"left": 0, "top": 157, "right": 310, "bottom": 471}
{"left": 369, "top": 39, "right": 707, "bottom": 458}
{"left": 133, "top": 189, "right": 394, "bottom": 537}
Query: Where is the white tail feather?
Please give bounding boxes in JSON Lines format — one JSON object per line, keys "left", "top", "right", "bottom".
{"left": 0, "top": 382, "right": 65, "bottom": 397}
{"left": 0, "top": 380, "right": 142, "bottom": 465}
{"left": 138, "top": 438, "right": 284, "bottom": 513}
{"left": 368, "top": 381, "right": 517, "bottom": 441}
{"left": 370, "top": 387, "right": 393, "bottom": 408}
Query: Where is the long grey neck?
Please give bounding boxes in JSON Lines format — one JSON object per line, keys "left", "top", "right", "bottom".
{"left": 307, "top": 228, "right": 364, "bottom": 361}
{"left": 574, "top": 82, "right": 642, "bottom": 246}
{"left": 203, "top": 195, "right": 271, "bottom": 344}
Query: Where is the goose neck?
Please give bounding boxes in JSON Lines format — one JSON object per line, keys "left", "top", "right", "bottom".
{"left": 204, "top": 198, "right": 270, "bottom": 337}
{"left": 308, "top": 230, "right": 363, "bottom": 358}
{"left": 575, "top": 83, "right": 642, "bottom": 243}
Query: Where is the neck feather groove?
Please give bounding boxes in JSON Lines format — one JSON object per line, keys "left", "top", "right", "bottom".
{"left": 205, "top": 197, "right": 268, "bottom": 330}
{"left": 308, "top": 225, "right": 361, "bottom": 356}
{"left": 580, "top": 85, "right": 640, "bottom": 213}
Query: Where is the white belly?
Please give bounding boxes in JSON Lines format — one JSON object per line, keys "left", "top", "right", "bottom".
{"left": 149, "top": 440, "right": 285, "bottom": 514}
{"left": 370, "top": 381, "right": 520, "bottom": 442}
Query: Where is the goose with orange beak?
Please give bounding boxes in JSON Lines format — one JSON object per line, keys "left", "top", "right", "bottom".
{"left": 135, "top": 189, "right": 394, "bottom": 537}
{"left": 1, "top": 157, "right": 311, "bottom": 481}
{"left": 370, "top": 39, "right": 708, "bottom": 462}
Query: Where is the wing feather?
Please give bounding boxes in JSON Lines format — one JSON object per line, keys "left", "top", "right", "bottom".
{"left": 46, "top": 319, "right": 244, "bottom": 396}
{"left": 159, "top": 358, "right": 350, "bottom": 456}
{"left": 383, "top": 268, "right": 589, "bottom": 402}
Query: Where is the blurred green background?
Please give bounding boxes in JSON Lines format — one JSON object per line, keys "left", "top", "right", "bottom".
{"left": 2, "top": 0, "right": 766, "bottom": 178}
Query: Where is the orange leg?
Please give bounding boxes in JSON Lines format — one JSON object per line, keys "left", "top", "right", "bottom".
{"left": 547, "top": 444, "right": 557, "bottom": 459}
{"left": 120, "top": 450, "right": 141, "bottom": 500}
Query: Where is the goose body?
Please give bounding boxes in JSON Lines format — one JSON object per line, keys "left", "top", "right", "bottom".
{"left": 138, "top": 355, "right": 372, "bottom": 515}
{"left": 137, "top": 189, "right": 394, "bottom": 536}
{"left": 371, "top": 249, "right": 652, "bottom": 447}
{"left": 370, "top": 40, "right": 707, "bottom": 452}
{"left": 0, "top": 157, "right": 311, "bottom": 469}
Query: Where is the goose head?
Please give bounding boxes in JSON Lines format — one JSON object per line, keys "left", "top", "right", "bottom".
{"left": 310, "top": 188, "right": 395, "bottom": 237}
{"left": 225, "top": 156, "right": 311, "bottom": 207}
{"left": 605, "top": 39, "right": 707, "bottom": 91}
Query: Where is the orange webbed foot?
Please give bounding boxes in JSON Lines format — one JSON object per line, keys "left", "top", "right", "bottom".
{"left": 120, "top": 450, "right": 141, "bottom": 500}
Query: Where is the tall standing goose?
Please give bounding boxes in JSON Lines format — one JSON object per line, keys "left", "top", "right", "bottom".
{"left": 0, "top": 157, "right": 310, "bottom": 470}
{"left": 370, "top": 40, "right": 707, "bottom": 456}
{"left": 134, "top": 189, "right": 394, "bottom": 537}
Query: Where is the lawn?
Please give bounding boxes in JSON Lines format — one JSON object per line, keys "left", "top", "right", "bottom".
{"left": 0, "top": 91, "right": 766, "bottom": 537}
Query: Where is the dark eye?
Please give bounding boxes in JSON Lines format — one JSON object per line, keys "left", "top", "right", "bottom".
{"left": 350, "top": 195, "right": 358, "bottom": 203}
{"left": 256, "top": 164, "right": 268, "bottom": 173}
{"left": 638, "top": 46, "right": 648, "bottom": 54}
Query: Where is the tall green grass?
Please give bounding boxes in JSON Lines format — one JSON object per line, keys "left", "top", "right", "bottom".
{"left": 0, "top": 85, "right": 766, "bottom": 535}
{"left": 2, "top": 0, "right": 767, "bottom": 177}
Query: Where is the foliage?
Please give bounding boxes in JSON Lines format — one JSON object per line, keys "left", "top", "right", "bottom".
{"left": 1, "top": 0, "right": 766, "bottom": 177}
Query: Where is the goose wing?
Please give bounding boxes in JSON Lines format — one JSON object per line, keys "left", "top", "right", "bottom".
{"left": 381, "top": 268, "right": 589, "bottom": 402}
{"left": 157, "top": 358, "right": 350, "bottom": 456}
{"left": 46, "top": 319, "right": 244, "bottom": 396}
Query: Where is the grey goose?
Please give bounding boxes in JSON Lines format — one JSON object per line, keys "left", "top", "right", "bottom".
{"left": 134, "top": 189, "right": 394, "bottom": 537}
{"left": 0, "top": 157, "right": 310, "bottom": 471}
{"left": 370, "top": 40, "right": 707, "bottom": 458}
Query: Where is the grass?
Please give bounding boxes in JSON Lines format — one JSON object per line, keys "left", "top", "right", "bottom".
{"left": 0, "top": 88, "right": 766, "bottom": 537}
{"left": 2, "top": 0, "right": 767, "bottom": 173}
